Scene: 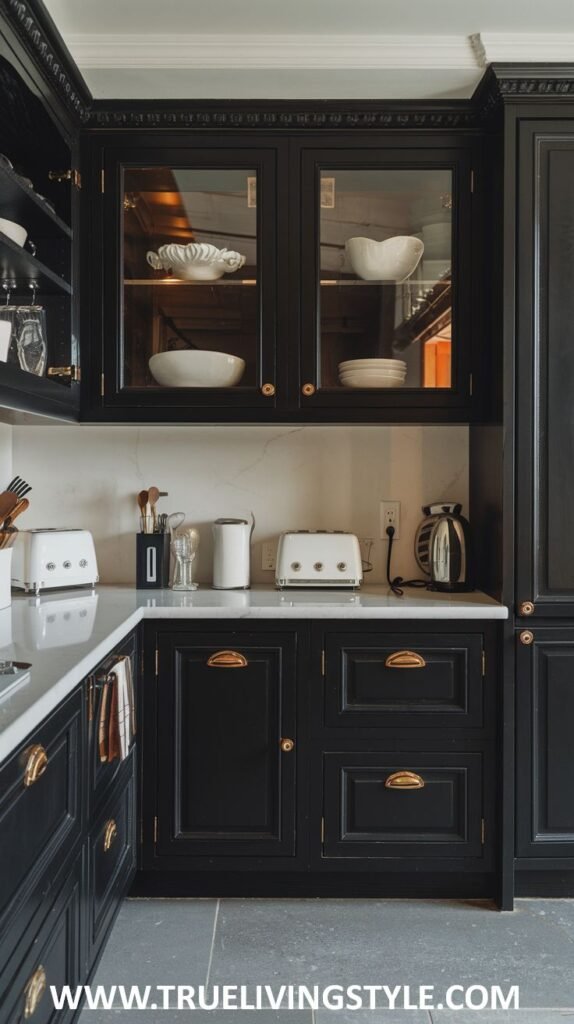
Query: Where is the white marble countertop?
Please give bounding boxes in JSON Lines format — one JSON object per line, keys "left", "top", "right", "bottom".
{"left": 0, "top": 584, "right": 507, "bottom": 763}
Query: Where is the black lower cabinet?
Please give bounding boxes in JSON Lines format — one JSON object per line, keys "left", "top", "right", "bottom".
{"left": 139, "top": 620, "right": 499, "bottom": 899}
{"left": 151, "top": 630, "right": 297, "bottom": 861}
{"left": 0, "top": 629, "right": 138, "bottom": 1023}
{"left": 516, "top": 629, "right": 574, "bottom": 861}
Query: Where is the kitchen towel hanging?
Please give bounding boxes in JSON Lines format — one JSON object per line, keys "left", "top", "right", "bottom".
{"left": 97, "top": 655, "right": 136, "bottom": 763}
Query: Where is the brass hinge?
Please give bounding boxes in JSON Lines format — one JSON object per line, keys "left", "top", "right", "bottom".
{"left": 47, "top": 365, "right": 81, "bottom": 383}
{"left": 470, "top": 169, "right": 475, "bottom": 193}
{"left": 469, "top": 373, "right": 473, "bottom": 397}
{"left": 155, "top": 648, "right": 159, "bottom": 677}
{"left": 321, "top": 817, "right": 325, "bottom": 843}
{"left": 100, "top": 169, "right": 105, "bottom": 194}
{"left": 481, "top": 649, "right": 486, "bottom": 677}
{"left": 100, "top": 373, "right": 105, "bottom": 397}
{"left": 481, "top": 817, "right": 485, "bottom": 845}
{"left": 48, "top": 168, "right": 81, "bottom": 189}
{"left": 321, "top": 650, "right": 325, "bottom": 677}
{"left": 153, "top": 816, "right": 158, "bottom": 843}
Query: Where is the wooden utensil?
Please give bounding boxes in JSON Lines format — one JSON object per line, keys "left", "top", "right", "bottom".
{"left": 137, "top": 489, "right": 150, "bottom": 533}
{"left": 0, "top": 491, "right": 20, "bottom": 527}
{"left": 3, "top": 497, "right": 29, "bottom": 528}
{"left": 148, "top": 486, "right": 160, "bottom": 532}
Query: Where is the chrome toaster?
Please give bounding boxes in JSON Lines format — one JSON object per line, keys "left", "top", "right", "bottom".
{"left": 12, "top": 528, "right": 99, "bottom": 595}
{"left": 276, "top": 530, "right": 363, "bottom": 589}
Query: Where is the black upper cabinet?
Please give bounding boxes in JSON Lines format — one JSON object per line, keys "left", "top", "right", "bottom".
{"left": 82, "top": 131, "right": 480, "bottom": 423}
{"left": 0, "top": 22, "right": 82, "bottom": 422}
{"left": 516, "top": 123, "right": 574, "bottom": 618}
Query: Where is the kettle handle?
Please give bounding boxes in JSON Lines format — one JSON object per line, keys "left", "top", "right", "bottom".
{"left": 249, "top": 511, "right": 256, "bottom": 537}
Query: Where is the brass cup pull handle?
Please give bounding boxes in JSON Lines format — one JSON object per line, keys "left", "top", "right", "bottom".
{"left": 207, "top": 650, "right": 248, "bottom": 669}
{"left": 385, "top": 771, "right": 425, "bottom": 790}
{"left": 280, "top": 737, "right": 295, "bottom": 753}
{"left": 385, "top": 651, "right": 426, "bottom": 669}
{"left": 23, "top": 745, "right": 48, "bottom": 788}
{"left": 103, "top": 819, "right": 118, "bottom": 852}
{"left": 23, "top": 965, "right": 47, "bottom": 1018}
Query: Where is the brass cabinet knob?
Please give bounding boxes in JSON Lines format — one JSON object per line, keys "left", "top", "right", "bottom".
{"left": 519, "top": 630, "right": 535, "bottom": 646}
{"left": 280, "top": 737, "right": 295, "bottom": 753}
{"left": 519, "top": 601, "right": 535, "bottom": 616}
{"left": 385, "top": 770, "right": 425, "bottom": 790}
{"left": 302, "top": 383, "right": 316, "bottom": 396}
{"left": 103, "top": 819, "right": 118, "bottom": 852}
{"left": 207, "top": 650, "right": 248, "bottom": 668}
{"left": 385, "top": 650, "right": 426, "bottom": 669}
{"left": 23, "top": 745, "right": 48, "bottom": 788}
{"left": 261, "top": 383, "right": 275, "bottom": 397}
{"left": 23, "top": 965, "right": 46, "bottom": 1018}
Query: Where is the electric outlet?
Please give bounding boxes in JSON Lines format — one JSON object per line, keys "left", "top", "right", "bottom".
{"left": 261, "top": 541, "right": 276, "bottom": 571}
{"left": 380, "top": 500, "right": 401, "bottom": 540}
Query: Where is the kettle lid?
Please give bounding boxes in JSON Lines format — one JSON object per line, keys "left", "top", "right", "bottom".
{"left": 214, "top": 517, "right": 249, "bottom": 525}
{"left": 422, "top": 501, "right": 462, "bottom": 517}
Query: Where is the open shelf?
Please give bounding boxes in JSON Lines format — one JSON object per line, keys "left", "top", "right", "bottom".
{"left": 0, "top": 360, "right": 79, "bottom": 422}
{"left": 0, "top": 232, "right": 71, "bottom": 294}
{"left": 0, "top": 164, "right": 72, "bottom": 239}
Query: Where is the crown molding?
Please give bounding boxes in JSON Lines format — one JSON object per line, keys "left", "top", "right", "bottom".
{"left": 473, "top": 33, "right": 574, "bottom": 66}
{"left": 67, "top": 33, "right": 478, "bottom": 71}
{"left": 87, "top": 99, "right": 478, "bottom": 131}
{"left": 2, "top": 0, "right": 91, "bottom": 122}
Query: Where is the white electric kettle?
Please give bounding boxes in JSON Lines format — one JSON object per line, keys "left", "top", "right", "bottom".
{"left": 212, "top": 514, "right": 255, "bottom": 590}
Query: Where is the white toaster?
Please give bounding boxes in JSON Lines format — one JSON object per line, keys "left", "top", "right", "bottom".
{"left": 12, "top": 529, "right": 99, "bottom": 595}
{"left": 276, "top": 531, "right": 363, "bottom": 589}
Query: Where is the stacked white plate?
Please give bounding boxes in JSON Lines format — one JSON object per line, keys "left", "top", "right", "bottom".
{"left": 338, "top": 358, "right": 407, "bottom": 389}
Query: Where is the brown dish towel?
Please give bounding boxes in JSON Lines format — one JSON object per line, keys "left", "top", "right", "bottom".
{"left": 98, "top": 655, "right": 136, "bottom": 763}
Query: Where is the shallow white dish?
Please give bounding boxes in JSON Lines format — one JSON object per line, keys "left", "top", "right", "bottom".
{"left": 339, "top": 375, "right": 406, "bottom": 389}
{"left": 339, "top": 358, "right": 406, "bottom": 370}
{"left": 345, "top": 235, "right": 424, "bottom": 282}
{"left": 340, "top": 369, "right": 405, "bottom": 380}
{"left": 147, "top": 242, "right": 246, "bottom": 282}
{"left": 149, "top": 350, "right": 246, "bottom": 388}
{"left": 0, "top": 217, "right": 27, "bottom": 247}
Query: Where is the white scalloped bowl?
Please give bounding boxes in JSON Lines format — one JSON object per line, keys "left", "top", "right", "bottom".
{"left": 146, "top": 242, "right": 246, "bottom": 282}
{"left": 345, "top": 235, "right": 424, "bottom": 282}
{"left": 149, "top": 351, "right": 246, "bottom": 388}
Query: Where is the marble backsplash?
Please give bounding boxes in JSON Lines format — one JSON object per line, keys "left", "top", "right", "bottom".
{"left": 11, "top": 424, "right": 468, "bottom": 585}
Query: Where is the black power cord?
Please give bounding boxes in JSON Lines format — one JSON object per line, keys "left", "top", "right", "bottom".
{"left": 385, "top": 525, "right": 433, "bottom": 596}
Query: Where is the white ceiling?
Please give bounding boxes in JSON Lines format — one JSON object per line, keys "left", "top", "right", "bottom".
{"left": 44, "top": 0, "right": 574, "bottom": 100}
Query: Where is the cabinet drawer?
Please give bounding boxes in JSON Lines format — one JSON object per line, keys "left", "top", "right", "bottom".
{"left": 324, "top": 632, "right": 484, "bottom": 729}
{"left": 86, "top": 759, "right": 136, "bottom": 966}
{"left": 88, "top": 631, "right": 137, "bottom": 815}
{"left": 0, "top": 690, "right": 82, "bottom": 963}
{"left": 0, "top": 855, "right": 81, "bottom": 1024}
{"left": 323, "top": 751, "right": 484, "bottom": 859}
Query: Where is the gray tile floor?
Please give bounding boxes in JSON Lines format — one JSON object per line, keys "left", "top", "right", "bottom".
{"left": 78, "top": 899, "right": 574, "bottom": 1023}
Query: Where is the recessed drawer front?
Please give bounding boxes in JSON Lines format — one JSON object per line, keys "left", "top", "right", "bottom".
{"left": 323, "top": 751, "right": 484, "bottom": 859}
{"left": 87, "top": 761, "right": 136, "bottom": 964}
{"left": 0, "top": 691, "right": 82, "bottom": 958}
{"left": 1, "top": 856, "right": 81, "bottom": 1024}
{"left": 324, "top": 633, "right": 484, "bottom": 728}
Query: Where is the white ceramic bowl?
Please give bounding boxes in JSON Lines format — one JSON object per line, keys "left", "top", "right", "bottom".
{"left": 149, "top": 350, "right": 246, "bottom": 388}
{"left": 340, "top": 368, "right": 406, "bottom": 379}
{"left": 337, "top": 362, "right": 405, "bottom": 374}
{"left": 345, "top": 235, "right": 424, "bottom": 282}
{"left": 340, "top": 373, "right": 406, "bottom": 385}
{"left": 0, "top": 217, "right": 27, "bottom": 247}
{"left": 147, "top": 242, "right": 246, "bottom": 282}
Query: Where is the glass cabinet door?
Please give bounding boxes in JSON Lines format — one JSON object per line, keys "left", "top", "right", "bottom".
{"left": 299, "top": 147, "right": 472, "bottom": 412}
{"left": 99, "top": 145, "right": 282, "bottom": 413}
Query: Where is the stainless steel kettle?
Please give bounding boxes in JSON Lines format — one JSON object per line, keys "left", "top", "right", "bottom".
{"left": 414, "top": 502, "right": 472, "bottom": 592}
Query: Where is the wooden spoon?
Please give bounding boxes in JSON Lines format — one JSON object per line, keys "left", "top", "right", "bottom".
{"left": 3, "top": 497, "right": 29, "bottom": 528}
{"left": 0, "top": 491, "right": 20, "bottom": 528}
{"left": 137, "top": 489, "right": 149, "bottom": 532}
{"left": 148, "top": 486, "right": 160, "bottom": 532}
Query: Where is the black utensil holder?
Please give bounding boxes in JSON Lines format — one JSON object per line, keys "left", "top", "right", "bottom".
{"left": 136, "top": 533, "right": 170, "bottom": 589}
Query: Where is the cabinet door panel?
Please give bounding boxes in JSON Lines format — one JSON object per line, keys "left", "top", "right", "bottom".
{"left": 156, "top": 633, "right": 296, "bottom": 857}
{"left": 517, "top": 630, "right": 574, "bottom": 856}
{"left": 516, "top": 125, "right": 574, "bottom": 616}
